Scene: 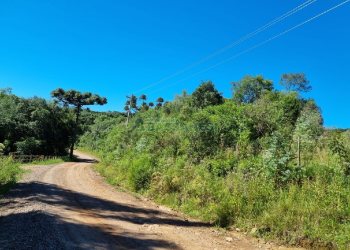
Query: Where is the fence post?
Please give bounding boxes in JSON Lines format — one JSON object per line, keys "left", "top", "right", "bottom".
{"left": 297, "top": 136, "right": 301, "bottom": 168}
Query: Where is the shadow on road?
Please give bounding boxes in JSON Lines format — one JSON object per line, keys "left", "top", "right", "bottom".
{"left": 0, "top": 181, "right": 210, "bottom": 249}
{"left": 75, "top": 157, "right": 99, "bottom": 164}
{"left": 0, "top": 211, "right": 179, "bottom": 250}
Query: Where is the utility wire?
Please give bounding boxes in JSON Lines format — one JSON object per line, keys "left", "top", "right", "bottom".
{"left": 134, "top": 0, "right": 318, "bottom": 94}
{"left": 147, "top": 0, "right": 350, "bottom": 95}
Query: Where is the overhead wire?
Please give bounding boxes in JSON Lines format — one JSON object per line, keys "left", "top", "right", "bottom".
{"left": 134, "top": 0, "right": 318, "bottom": 94}
{"left": 146, "top": 0, "right": 350, "bottom": 95}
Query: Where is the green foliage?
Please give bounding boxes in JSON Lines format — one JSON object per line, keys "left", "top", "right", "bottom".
{"left": 187, "top": 102, "right": 244, "bottom": 161}
{"left": 191, "top": 81, "right": 223, "bottom": 108}
{"left": 79, "top": 114, "right": 124, "bottom": 153}
{"left": 232, "top": 75, "right": 273, "bottom": 103}
{"left": 262, "top": 131, "right": 295, "bottom": 185}
{"left": 125, "top": 94, "right": 138, "bottom": 112}
{"left": 51, "top": 88, "right": 107, "bottom": 107}
{"left": 0, "top": 91, "right": 73, "bottom": 155}
{"left": 280, "top": 73, "right": 311, "bottom": 92}
{"left": 0, "top": 143, "right": 4, "bottom": 155}
{"left": 25, "top": 157, "right": 68, "bottom": 166}
{"left": 0, "top": 157, "right": 21, "bottom": 195}
{"left": 15, "top": 138, "right": 42, "bottom": 155}
{"left": 293, "top": 101, "right": 324, "bottom": 163}
{"left": 328, "top": 132, "right": 350, "bottom": 176}
{"left": 0, "top": 89, "right": 112, "bottom": 157}
{"left": 51, "top": 88, "right": 107, "bottom": 158}
{"left": 259, "top": 174, "right": 350, "bottom": 248}
{"left": 80, "top": 77, "right": 350, "bottom": 248}
{"left": 129, "top": 154, "right": 154, "bottom": 191}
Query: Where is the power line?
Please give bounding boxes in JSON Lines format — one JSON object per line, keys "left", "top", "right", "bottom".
{"left": 147, "top": 0, "right": 350, "bottom": 95}
{"left": 134, "top": 0, "right": 318, "bottom": 94}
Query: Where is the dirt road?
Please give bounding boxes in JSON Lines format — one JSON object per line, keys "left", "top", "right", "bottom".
{"left": 0, "top": 153, "right": 291, "bottom": 250}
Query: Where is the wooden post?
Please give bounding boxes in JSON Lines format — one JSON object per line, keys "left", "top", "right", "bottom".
{"left": 297, "top": 136, "right": 301, "bottom": 168}
{"left": 125, "top": 95, "right": 131, "bottom": 127}
{"left": 126, "top": 109, "right": 130, "bottom": 127}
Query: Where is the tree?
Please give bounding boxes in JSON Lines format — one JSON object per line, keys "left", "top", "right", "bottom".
{"left": 148, "top": 102, "right": 154, "bottom": 108}
{"left": 139, "top": 94, "right": 147, "bottom": 104}
{"left": 126, "top": 95, "right": 138, "bottom": 111}
{"left": 125, "top": 95, "right": 138, "bottom": 126}
{"left": 192, "top": 81, "right": 224, "bottom": 108}
{"left": 232, "top": 75, "right": 273, "bottom": 103}
{"left": 140, "top": 104, "right": 149, "bottom": 112}
{"left": 0, "top": 88, "right": 12, "bottom": 95}
{"left": 139, "top": 94, "right": 149, "bottom": 111}
{"left": 280, "top": 73, "right": 311, "bottom": 93}
{"left": 156, "top": 97, "right": 164, "bottom": 108}
{"left": 51, "top": 88, "right": 107, "bottom": 158}
{"left": 293, "top": 101, "right": 323, "bottom": 163}
{"left": 0, "top": 91, "right": 73, "bottom": 155}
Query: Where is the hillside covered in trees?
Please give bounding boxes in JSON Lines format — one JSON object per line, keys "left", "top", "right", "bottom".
{"left": 79, "top": 74, "right": 350, "bottom": 248}
{"left": 0, "top": 88, "right": 115, "bottom": 156}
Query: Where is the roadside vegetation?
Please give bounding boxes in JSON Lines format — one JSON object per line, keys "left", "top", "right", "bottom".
{"left": 0, "top": 87, "right": 110, "bottom": 195}
{"left": 0, "top": 88, "right": 110, "bottom": 157}
{"left": 22, "top": 156, "right": 71, "bottom": 166}
{"left": 0, "top": 157, "right": 21, "bottom": 195}
{"left": 80, "top": 74, "right": 350, "bottom": 249}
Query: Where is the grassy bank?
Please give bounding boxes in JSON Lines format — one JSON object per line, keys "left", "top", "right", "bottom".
{"left": 0, "top": 157, "right": 22, "bottom": 195}
{"left": 94, "top": 154, "right": 350, "bottom": 249}
{"left": 0, "top": 156, "right": 71, "bottom": 196}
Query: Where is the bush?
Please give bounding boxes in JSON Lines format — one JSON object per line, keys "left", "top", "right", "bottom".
{"left": 15, "top": 138, "right": 42, "bottom": 155}
{"left": 0, "top": 143, "right": 4, "bottom": 155}
{"left": 0, "top": 157, "right": 21, "bottom": 194}
{"left": 128, "top": 155, "right": 154, "bottom": 191}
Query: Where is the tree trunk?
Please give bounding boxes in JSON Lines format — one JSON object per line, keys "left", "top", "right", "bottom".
{"left": 70, "top": 106, "right": 81, "bottom": 159}
{"left": 69, "top": 142, "right": 74, "bottom": 159}
{"left": 126, "top": 109, "right": 130, "bottom": 127}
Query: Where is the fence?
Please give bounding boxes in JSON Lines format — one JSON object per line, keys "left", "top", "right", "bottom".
{"left": 8, "top": 153, "right": 58, "bottom": 163}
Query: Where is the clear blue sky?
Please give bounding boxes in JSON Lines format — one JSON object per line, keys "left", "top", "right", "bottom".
{"left": 0, "top": 0, "right": 349, "bottom": 128}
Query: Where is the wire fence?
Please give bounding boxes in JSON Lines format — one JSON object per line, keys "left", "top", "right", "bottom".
{"left": 8, "top": 153, "right": 59, "bottom": 163}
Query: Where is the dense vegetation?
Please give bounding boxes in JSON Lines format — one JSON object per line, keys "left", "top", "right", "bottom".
{"left": 80, "top": 76, "right": 350, "bottom": 248}
{"left": 0, "top": 88, "right": 74, "bottom": 155}
{"left": 0, "top": 88, "right": 111, "bottom": 195}
{"left": 0, "top": 157, "right": 21, "bottom": 195}
{"left": 0, "top": 88, "right": 109, "bottom": 157}
{"left": 51, "top": 88, "right": 107, "bottom": 158}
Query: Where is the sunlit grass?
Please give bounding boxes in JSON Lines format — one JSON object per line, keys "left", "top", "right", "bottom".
{"left": 0, "top": 157, "right": 22, "bottom": 196}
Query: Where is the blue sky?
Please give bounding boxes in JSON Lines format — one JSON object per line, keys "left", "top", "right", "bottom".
{"left": 0, "top": 0, "right": 349, "bottom": 128}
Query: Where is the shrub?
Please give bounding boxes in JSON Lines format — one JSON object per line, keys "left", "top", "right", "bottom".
{"left": 0, "top": 143, "right": 4, "bottom": 155}
{"left": 128, "top": 155, "right": 154, "bottom": 191}
{"left": 258, "top": 175, "right": 350, "bottom": 249}
{"left": 0, "top": 157, "right": 21, "bottom": 194}
{"left": 15, "top": 137, "right": 42, "bottom": 155}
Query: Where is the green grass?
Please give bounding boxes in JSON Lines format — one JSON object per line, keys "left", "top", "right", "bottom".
{"left": 23, "top": 157, "right": 69, "bottom": 166}
{"left": 92, "top": 154, "right": 350, "bottom": 249}
{"left": 77, "top": 148, "right": 101, "bottom": 161}
{"left": 0, "top": 157, "right": 22, "bottom": 196}
{"left": 1, "top": 155, "right": 71, "bottom": 196}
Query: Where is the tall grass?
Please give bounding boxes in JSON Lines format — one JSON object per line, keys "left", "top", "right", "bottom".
{"left": 0, "top": 157, "right": 22, "bottom": 195}
{"left": 94, "top": 153, "right": 350, "bottom": 249}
